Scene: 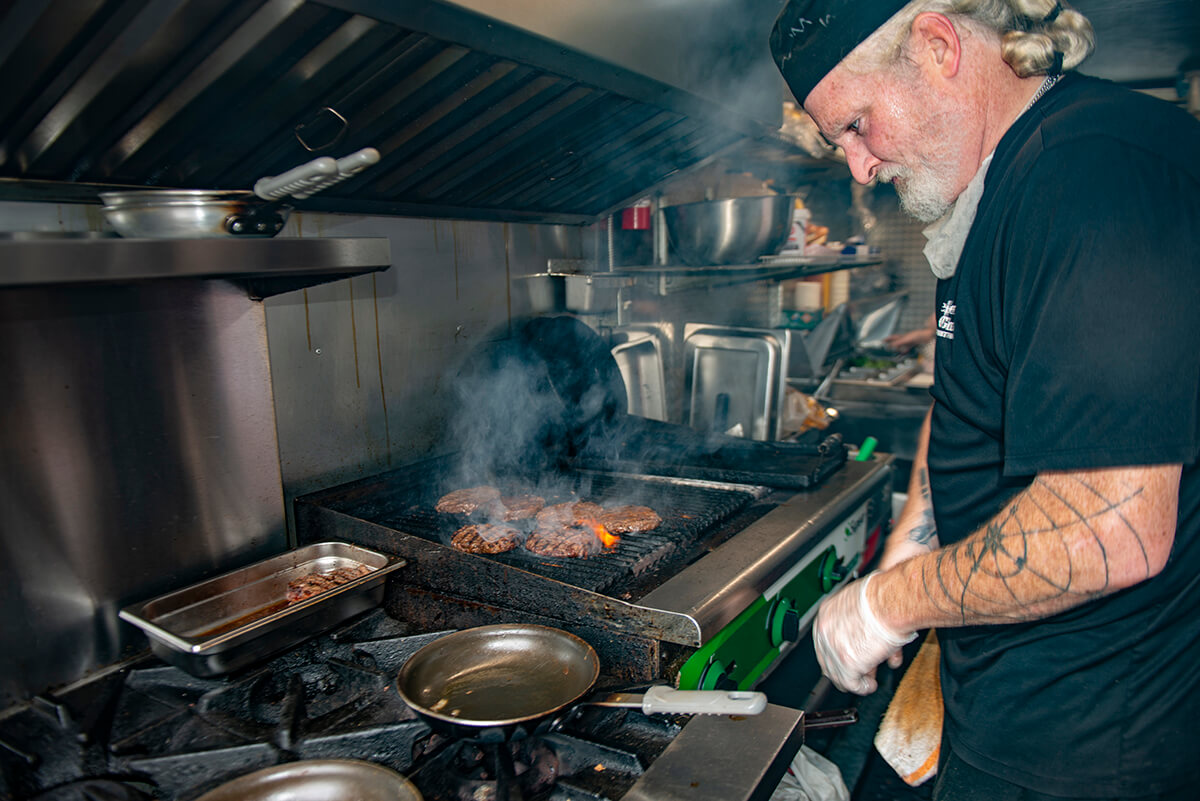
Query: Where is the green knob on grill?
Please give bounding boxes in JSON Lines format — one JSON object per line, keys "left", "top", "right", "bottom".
{"left": 768, "top": 598, "right": 801, "bottom": 646}
{"left": 819, "top": 548, "right": 860, "bottom": 593}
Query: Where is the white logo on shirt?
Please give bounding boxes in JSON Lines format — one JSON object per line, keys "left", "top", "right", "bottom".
{"left": 937, "top": 300, "right": 956, "bottom": 340}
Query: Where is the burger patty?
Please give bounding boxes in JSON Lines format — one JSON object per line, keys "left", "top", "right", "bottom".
{"left": 524, "top": 526, "right": 602, "bottom": 558}
{"left": 494, "top": 494, "right": 546, "bottom": 522}
{"left": 535, "top": 501, "right": 604, "bottom": 529}
{"left": 286, "top": 564, "right": 372, "bottom": 604}
{"left": 451, "top": 523, "right": 523, "bottom": 554}
{"left": 599, "top": 505, "right": 662, "bottom": 534}
{"left": 435, "top": 486, "right": 501, "bottom": 515}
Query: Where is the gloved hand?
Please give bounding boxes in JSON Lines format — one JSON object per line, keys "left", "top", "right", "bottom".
{"left": 813, "top": 572, "right": 916, "bottom": 695}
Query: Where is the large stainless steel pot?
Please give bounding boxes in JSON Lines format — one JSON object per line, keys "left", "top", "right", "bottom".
{"left": 99, "top": 148, "right": 379, "bottom": 238}
{"left": 662, "top": 194, "right": 794, "bottom": 266}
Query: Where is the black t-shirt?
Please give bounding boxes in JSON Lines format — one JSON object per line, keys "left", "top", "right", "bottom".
{"left": 927, "top": 73, "right": 1200, "bottom": 796}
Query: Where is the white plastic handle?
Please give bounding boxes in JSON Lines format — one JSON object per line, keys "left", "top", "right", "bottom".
{"left": 252, "top": 148, "right": 381, "bottom": 201}
{"left": 640, "top": 686, "right": 768, "bottom": 716}
{"left": 253, "top": 157, "right": 339, "bottom": 200}
{"left": 288, "top": 147, "right": 381, "bottom": 199}
{"left": 336, "top": 147, "right": 381, "bottom": 175}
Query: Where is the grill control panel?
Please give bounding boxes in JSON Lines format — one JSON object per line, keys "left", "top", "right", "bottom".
{"left": 678, "top": 500, "right": 871, "bottom": 691}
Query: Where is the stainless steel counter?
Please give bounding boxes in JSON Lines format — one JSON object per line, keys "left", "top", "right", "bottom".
{"left": 624, "top": 703, "right": 806, "bottom": 801}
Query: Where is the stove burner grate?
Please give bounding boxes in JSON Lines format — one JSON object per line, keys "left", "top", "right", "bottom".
{"left": 0, "top": 612, "right": 697, "bottom": 801}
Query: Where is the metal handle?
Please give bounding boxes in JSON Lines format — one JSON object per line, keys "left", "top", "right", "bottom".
{"left": 802, "top": 707, "right": 859, "bottom": 730}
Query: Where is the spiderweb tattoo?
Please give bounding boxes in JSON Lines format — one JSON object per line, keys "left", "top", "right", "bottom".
{"left": 921, "top": 474, "right": 1151, "bottom": 623}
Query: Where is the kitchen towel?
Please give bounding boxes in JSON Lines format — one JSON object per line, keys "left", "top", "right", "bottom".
{"left": 873, "top": 629, "right": 942, "bottom": 786}
{"left": 769, "top": 745, "right": 850, "bottom": 801}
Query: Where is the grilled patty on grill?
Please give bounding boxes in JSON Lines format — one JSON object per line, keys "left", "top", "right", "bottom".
{"left": 435, "top": 486, "right": 502, "bottom": 514}
{"left": 451, "top": 523, "right": 523, "bottom": 554}
{"left": 493, "top": 494, "right": 546, "bottom": 521}
{"left": 535, "top": 501, "right": 604, "bottom": 528}
{"left": 286, "top": 564, "right": 372, "bottom": 604}
{"left": 524, "top": 526, "right": 602, "bottom": 558}
{"left": 599, "top": 505, "right": 662, "bottom": 534}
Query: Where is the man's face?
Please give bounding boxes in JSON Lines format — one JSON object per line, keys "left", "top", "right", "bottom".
{"left": 804, "top": 61, "right": 973, "bottom": 222}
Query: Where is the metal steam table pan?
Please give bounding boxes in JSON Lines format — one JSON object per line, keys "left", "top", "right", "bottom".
{"left": 119, "top": 541, "right": 406, "bottom": 676}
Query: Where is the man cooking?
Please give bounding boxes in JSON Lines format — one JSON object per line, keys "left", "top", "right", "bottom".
{"left": 769, "top": 1, "right": 1200, "bottom": 799}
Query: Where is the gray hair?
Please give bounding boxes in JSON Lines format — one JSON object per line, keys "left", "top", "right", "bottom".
{"left": 847, "top": 0, "right": 1095, "bottom": 78}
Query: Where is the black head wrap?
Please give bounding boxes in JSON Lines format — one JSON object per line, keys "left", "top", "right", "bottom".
{"left": 770, "top": 0, "right": 910, "bottom": 105}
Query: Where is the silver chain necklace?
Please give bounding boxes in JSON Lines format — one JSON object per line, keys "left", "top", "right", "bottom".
{"left": 1023, "top": 73, "right": 1062, "bottom": 114}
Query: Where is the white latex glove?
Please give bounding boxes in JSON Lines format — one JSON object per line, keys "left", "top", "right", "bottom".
{"left": 813, "top": 572, "right": 916, "bottom": 695}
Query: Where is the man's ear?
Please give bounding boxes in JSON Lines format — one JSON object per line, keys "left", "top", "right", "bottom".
{"left": 909, "top": 12, "right": 963, "bottom": 79}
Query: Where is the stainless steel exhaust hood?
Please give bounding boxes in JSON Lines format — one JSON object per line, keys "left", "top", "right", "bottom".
{"left": 0, "top": 0, "right": 799, "bottom": 224}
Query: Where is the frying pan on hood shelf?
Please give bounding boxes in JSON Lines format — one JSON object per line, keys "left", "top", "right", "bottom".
{"left": 98, "top": 148, "right": 379, "bottom": 238}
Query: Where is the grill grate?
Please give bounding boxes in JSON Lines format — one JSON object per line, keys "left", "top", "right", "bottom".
{"left": 319, "top": 465, "right": 757, "bottom": 595}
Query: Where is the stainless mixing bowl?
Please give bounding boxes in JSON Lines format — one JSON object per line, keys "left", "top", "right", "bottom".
{"left": 662, "top": 195, "right": 794, "bottom": 266}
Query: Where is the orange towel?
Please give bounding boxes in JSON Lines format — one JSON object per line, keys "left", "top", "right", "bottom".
{"left": 873, "top": 630, "right": 942, "bottom": 787}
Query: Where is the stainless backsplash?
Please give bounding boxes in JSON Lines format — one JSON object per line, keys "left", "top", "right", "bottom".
{"left": 0, "top": 203, "right": 572, "bottom": 708}
{"left": 0, "top": 278, "right": 287, "bottom": 707}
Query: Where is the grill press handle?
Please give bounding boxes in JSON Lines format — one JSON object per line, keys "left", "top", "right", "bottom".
{"left": 590, "top": 686, "right": 767, "bottom": 716}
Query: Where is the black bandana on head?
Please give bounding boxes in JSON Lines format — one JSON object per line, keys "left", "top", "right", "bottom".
{"left": 770, "top": 0, "right": 910, "bottom": 105}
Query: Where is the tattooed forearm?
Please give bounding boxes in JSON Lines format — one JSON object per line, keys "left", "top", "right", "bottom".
{"left": 907, "top": 468, "right": 937, "bottom": 547}
{"left": 887, "top": 465, "right": 1180, "bottom": 629}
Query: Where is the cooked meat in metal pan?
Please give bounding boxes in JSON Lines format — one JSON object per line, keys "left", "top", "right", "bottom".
{"left": 435, "top": 486, "right": 502, "bottom": 514}
{"left": 451, "top": 523, "right": 523, "bottom": 554}
{"left": 286, "top": 564, "right": 372, "bottom": 604}
{"left": 495, "top": 494, "right": 546, "bottom": 521}
{"left": 524, "top": 526, "right": 602, "bottom": 558}
{"left": 535, "top": 501, "right": 604, "bottom": 528}
{"left": 599, "top": 505, "right": 662, "bottom": 534}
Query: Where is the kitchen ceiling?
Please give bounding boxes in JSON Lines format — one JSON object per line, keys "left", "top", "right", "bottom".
{"left": 0, "top": 0, "right": 1194, "bottom": 224}
{"left": 0, "top": 0, "right": 795, "bottom": 224}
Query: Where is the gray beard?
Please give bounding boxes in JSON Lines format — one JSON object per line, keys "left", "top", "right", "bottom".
{"left": 897, "top": 179, "right": 953, "bottom": 222}
{"left": 882, "top": 160, "right": 957, "bottom": 223}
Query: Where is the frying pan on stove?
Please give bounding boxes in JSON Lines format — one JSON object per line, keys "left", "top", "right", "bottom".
{"left": 395, "top": 623, "right": 766, "bottom": 742}
{"left": 396, "top": 625, "right": 848, "bottom": 801}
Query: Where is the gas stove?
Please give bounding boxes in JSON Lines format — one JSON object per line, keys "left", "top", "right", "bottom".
{"left": 0, "top": 610, "right": 808, "bottom": 801}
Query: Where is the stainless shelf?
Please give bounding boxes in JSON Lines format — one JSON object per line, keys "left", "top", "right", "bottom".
{"left": 0, "top": 236, "right": 391, "bottom": 299}
{"left": 612, "top": 256, "right": 884, "bottom": 295}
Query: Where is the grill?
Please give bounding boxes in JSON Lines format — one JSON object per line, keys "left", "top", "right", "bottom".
{"left": 310, "top": 457, "right": 760, "bottom": 596}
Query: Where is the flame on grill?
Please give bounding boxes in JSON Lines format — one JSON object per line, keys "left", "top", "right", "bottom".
{"left": 586, "top": 520, "right": 620, "bottom": 549}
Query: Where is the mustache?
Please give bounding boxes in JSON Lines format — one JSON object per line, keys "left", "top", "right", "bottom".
{"left": 876, "top": 164, "right": 910, "bottom": 184}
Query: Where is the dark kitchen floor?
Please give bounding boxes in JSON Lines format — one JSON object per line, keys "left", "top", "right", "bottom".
{"left": 760, "top": 635, "right": 933, "bottom": 801}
